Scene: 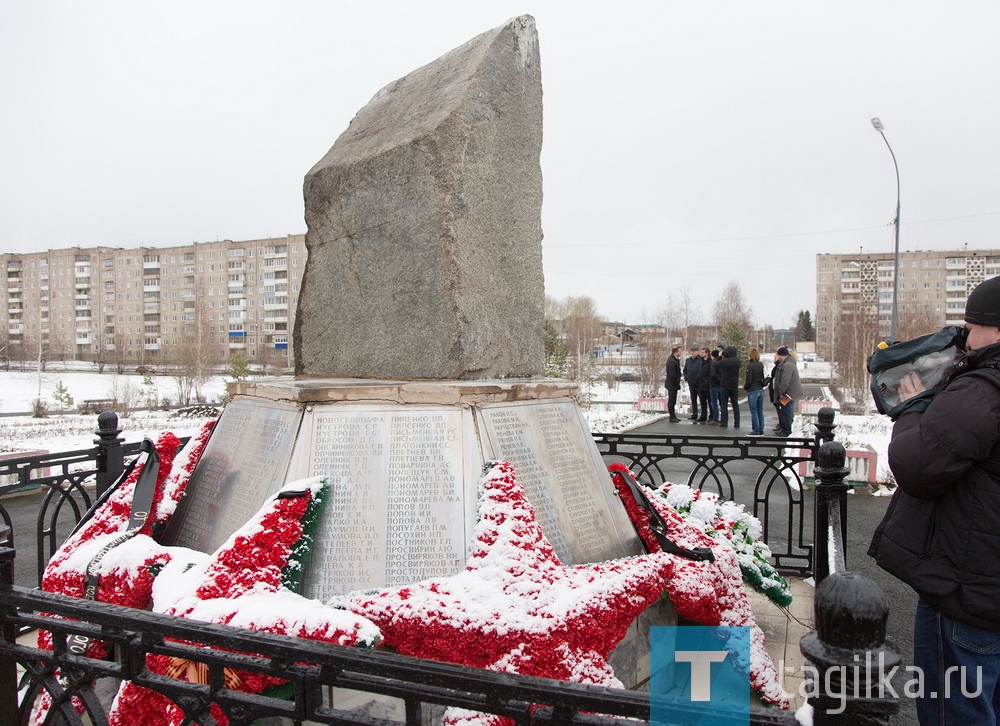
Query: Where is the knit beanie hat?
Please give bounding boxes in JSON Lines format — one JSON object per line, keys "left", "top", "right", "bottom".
{"left": 776, "top": 346, "right": 790, "bottom": 356}
{"left": 965, "top": 277, "right": 1000, "bottom": 326}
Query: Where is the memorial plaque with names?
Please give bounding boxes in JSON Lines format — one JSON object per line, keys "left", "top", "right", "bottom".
{"left": 294, "top": 406, "right": 475, "bottom": 602}
{"left": 160, "top": 398, "right": 303, "bottom": 553}
{"left": 477, "top": 400, "right": 643, "bottom": 564}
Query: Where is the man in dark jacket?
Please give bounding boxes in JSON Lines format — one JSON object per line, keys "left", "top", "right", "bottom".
{"left": 707, "top": 349, "right": 722, "bottom": 425}
{"left": 869, "top": 276, "right": 1000, "bottom": 724}
{"left": 682, "top": 347, "right": 703, "bottom": 420}
{"left": 716, "top": 345, "right": 741, "bottom": 428}
{"left": 696, "top": 347, "right": 711, "bottom": 422}
{"left": 664, "top": 346, "right": 682, "bottom": 423}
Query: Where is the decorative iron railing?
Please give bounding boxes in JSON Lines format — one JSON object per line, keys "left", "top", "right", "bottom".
{"left": 0, "top": 412, "right": 162, "bottom": 588}
{"left": 593, "top": 409, "right": 839, "bottom": 577}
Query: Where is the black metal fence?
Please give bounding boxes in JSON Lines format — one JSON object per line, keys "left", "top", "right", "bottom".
{"left": 0, "top": 412, "right": 162, "bottom": 588}
{"left": 0, "top": 411, "right": 901, "bottom": 724}
{"left": 594, "top": 409, "right": 839, "bottom": 577}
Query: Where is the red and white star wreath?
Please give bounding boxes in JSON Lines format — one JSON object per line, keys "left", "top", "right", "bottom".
{"left": 342, "top": 459, "right": 780, "bottom": 725}
{"left": 608, "top": 462, "right": 790, "bottom": 707}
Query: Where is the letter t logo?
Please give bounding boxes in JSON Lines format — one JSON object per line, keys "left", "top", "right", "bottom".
{"left": 675, "top": 650, "right": 728, "bottom": 701}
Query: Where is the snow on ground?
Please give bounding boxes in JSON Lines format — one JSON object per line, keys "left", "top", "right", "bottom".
{"left": 0, "top": 366, "right": 228, "bottom": 414}
{"left": 0, "top": 366, "right": 229, "bottom": 453}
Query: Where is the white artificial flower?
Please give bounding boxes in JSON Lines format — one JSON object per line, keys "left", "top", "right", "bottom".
{"left": 664, "top": 484, "right": 694, "bottom": 510}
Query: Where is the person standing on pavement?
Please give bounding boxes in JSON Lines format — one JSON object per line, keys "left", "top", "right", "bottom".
{"left": 771, "top": 346, "right": 802, "bottom": 436}
{"left": 744, "top": 347, "right": 766, "bottom": 435}
{"left": 869, "top": 276, "right": 1000, "bottom": 725}
{"left": 696, "top": 347, "right": 711, "bottom": 423}
{"left": 717, "top": 345, "right": 741, "bottom": 428}
{"left": 707, "top": 349, "right": 722, "bottom": 425}
{"left": 683, "top": 347, "right": 703, "bottom": 421}
{"left": 664, "top": 346, "right": 682, "bottom": 423}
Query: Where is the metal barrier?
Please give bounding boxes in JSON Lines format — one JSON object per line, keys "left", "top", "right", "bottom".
{"left": 593, "top": 409, "right": 839, "bottom": 577}
{"left": 0, "top": 412, "right": 187, "bottom": 588}
{"left": 801, "top": 441, "right": 902, "bottom": 723}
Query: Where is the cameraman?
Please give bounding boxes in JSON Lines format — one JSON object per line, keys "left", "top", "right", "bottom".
{"left": 869, "top": 276, "right": 1000, "bottom": 724}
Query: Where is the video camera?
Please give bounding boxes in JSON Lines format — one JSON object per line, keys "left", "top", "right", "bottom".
{"left": 867, "top": 326, "right": 969, "bottom": 420}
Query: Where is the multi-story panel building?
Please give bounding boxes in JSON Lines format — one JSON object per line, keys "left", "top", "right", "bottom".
{"left": 815, "top": 248, "right": 1000, "bottom": 360}
{"left": 0, "top": 235, "right": 307, "bottom": 371}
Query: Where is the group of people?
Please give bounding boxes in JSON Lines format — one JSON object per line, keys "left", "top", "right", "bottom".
{"left": 664, "top": 344, "right": 802, "bottom": 436}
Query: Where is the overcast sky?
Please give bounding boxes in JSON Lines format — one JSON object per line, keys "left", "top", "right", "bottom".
{"left": 3, "top": 2, "right": 999, "bottom": 330}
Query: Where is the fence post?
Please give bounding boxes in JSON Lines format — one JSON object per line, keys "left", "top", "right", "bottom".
{"left": 814, "top": 406, "right": 837, "bottom": 446}
{"left": 800, "top": 571, "right": 901, "bottom": 725}
{"left": 813, "top": 440, "right": 851, "bottom": 584}
{"left": 95, "top": 411, "right": 124, "bottom": 500}
{"left": 0, "top": 524, "right": 16, "bottom": 725}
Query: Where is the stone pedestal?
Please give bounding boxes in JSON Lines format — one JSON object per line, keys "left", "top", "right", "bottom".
{"left": 163, "top": 378, "right": 644, "bottom": 599}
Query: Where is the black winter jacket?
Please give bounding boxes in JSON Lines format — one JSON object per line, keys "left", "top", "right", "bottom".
{"left": 717, "top": 346, "right": 741, "bottom": 389}
{"left": 698, "top": 356, "right": 712, "bottom": 392}
{"left": 743, "top": 360, "right": 765, "bottom": 391}
{"left": 664, "top": 355, "right": 682, "bottom": 391}
{"left": 683, "top": 355, "right": 702, "bottom": 385}
{"left": 868, "top": 342, "right": 1000, "bottom": 630}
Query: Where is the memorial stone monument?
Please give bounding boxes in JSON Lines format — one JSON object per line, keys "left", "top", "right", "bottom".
{"left": 161, "top": 15, "right": 669, "bottom": 689}
{"left": 294, "top": 14, "right": 544, "bottom": 381}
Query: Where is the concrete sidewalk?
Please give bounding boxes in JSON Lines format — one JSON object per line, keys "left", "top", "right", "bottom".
{"left": 749, "top": 577, "right": 815, "bottom": 709}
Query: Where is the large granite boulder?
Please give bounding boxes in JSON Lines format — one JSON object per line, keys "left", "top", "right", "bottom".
{"left": 295, "top": 15, "right": 544, "bottom": 380}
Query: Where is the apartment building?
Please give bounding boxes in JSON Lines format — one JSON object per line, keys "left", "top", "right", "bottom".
{"left": 815, "top": 248, "right": 1000, "bottom": 359}
{"left": 1, "top": 235, "right": 307, "bottom": 371}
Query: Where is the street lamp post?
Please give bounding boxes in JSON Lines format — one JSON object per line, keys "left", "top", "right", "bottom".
{"left": 870, "top": 117, "right": 901, "bottom": 342}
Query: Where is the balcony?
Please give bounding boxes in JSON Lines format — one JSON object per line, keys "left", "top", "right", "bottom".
{"left": 144, "top": 302, "right": 160, "bottom": 312}
{"left": 260, "top": 259, "right": 288, "bottom": 272}
{"left": 144, "top": 341, "right": 161, "bottom": 351}
{"left": 75, "top": 333, "right": 91, "bottom": 345}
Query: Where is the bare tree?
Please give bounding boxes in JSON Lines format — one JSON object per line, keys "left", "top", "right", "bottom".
{"left": 896, "top": 303, "right": 945, "bottom": 342}
{"left": 634, "top": 329, "right": 669, "bottom": 398}
{"left": 654, "top": 289, "right": 698, "bottom": 349}
{"left": 836, "top": 301, "right": 880, "bottom": 409}
{"left": 165, "top": 287, "right": 224, "bottom": 404}
{"left": 112, "top": 330, "right": 129, "bottom": 374}
{"left": 549, "top": 296, "right": 601, "bottom": 384}
{"left": 712, "top": 282, "right": 755, "bottom": 339}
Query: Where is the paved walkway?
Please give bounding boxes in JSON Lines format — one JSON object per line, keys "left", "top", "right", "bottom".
{"left": 748, "top": 578, "right": 814, "bottom": 709}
